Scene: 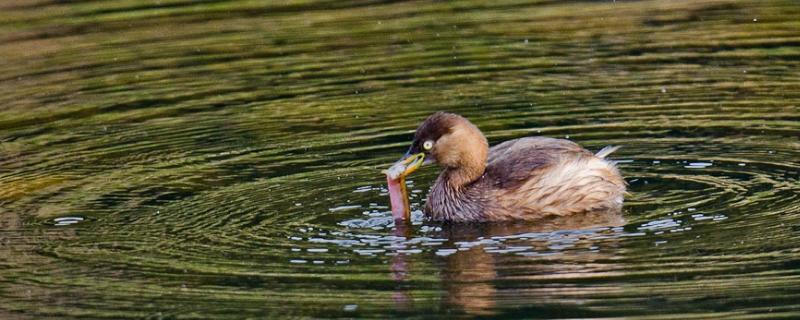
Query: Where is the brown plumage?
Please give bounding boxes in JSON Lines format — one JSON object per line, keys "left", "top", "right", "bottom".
{"left": 401, "top": 112, "right": 625, "bottom": 222}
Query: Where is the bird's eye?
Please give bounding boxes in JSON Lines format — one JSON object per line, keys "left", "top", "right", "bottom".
{"left": 423, "top": 140, "right": 433, "bottom": 150}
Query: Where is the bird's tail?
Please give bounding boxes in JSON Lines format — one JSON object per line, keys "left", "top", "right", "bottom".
{"left": 595, "top": 145, "right": 621, "bottom": 159}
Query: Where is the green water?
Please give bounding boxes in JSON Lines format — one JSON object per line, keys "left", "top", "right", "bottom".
{"left": 1, "top": 0, "right": 799, "bottom": 318}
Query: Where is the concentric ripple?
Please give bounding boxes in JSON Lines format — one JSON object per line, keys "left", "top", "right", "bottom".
{"left": 1, "top": 0, "right": 799, "bottom": 319}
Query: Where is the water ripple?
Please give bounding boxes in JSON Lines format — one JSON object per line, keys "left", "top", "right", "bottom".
{"left": 1, "top": 0, "right": 799, "bottom": 318}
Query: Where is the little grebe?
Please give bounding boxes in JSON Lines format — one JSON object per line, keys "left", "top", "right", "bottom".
{"left": 385, "top": 112, "right": 625, "bottom": 222}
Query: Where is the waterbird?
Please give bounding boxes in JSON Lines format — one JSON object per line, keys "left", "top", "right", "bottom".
{"left": 384, "top": 112, "right": 625, "bottom": 222}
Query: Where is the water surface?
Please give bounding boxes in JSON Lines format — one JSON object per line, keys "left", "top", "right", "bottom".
{"left": 1, "top": 0, "right": 799, "bottom": 318}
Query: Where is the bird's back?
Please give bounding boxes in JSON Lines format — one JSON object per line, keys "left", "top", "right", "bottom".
{"left": 478, "top": 137, "right": 625, "bottom": 221}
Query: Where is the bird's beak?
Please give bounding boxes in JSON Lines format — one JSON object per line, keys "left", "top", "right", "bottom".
{"left": 399, "top": 152, "right": 425, "bottom": 177}
{"left": 384, "top": 152, "right": 425, "bottom": 180}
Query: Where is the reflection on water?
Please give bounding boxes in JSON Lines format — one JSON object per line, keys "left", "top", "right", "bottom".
{"left": 1, "top": 0, "right": 800, "bottom": 318}
{"left": 421, "top": 217, "right": 625, "bottom": 316}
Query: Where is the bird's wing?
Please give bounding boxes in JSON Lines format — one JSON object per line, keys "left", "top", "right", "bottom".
{"left": 484, "top": 137, "right": 591, "bottom": 188}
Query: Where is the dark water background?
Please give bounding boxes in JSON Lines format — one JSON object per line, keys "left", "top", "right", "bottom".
{"left": 1, "top": 0, "right": 799, "bottom": 318}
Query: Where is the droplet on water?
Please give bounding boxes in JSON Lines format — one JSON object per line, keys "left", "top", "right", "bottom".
{"left": 343, "top": 304, "right": 358, "bottom": 312}
{"left": 53, "top": 216, "right": 84, "bottom": 226}
{"left": 684, "top": 162, "right": 712, "bottom": 169}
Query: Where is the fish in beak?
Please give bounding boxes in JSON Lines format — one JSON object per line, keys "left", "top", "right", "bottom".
{"left": 382, "top": 153, "right": 425, "bottom": 221}
{"left": 385, "top": 152, "right": 425, "bottom": 180}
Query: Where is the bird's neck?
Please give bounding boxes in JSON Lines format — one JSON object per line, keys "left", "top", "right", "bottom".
{"left": 442, "top": 163, "right": 484, "bottom": 189}
{"left": 428, "top": 166, "right": 486, "bottom": 222}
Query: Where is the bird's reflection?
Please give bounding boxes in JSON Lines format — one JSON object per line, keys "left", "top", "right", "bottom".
{"left": 390, "top": 223, "right": 414, "bottom": 311}
{"left": 390, "top": 211, "right": 626, "bottom": 315}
